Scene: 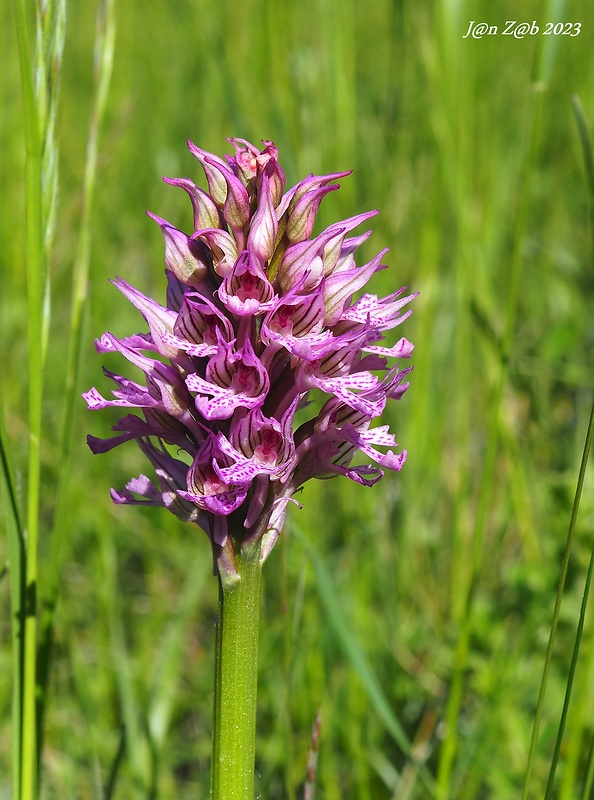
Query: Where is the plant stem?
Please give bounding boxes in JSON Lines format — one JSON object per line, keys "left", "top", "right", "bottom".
{"left": 211, "top": 542, "right": 262, "bottom": 800}
{"left": 13, "top": 0, "right": 43, "bottom": 797}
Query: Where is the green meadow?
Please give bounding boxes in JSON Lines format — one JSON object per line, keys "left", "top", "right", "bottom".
{"left": 3, "top": 0, "right": 594, "bottom": 796}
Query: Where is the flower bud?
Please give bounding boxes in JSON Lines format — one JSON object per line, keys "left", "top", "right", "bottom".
{"left": 187, "top": 140, "right": 229, "bottom": 205}
{"left": 163, "top": 176, "right": 221, "bottom": 230}
{"left": 147, "top": 212, "right": 210, "bottom": 287}
{"left": 204, "top": 157, "right": 250, "bottom": 230}
{"left": 285, "top": 185, "right": 338, "bottom": 244}
{"left": 247, "top": 166, "right": 278, "bottom": 263}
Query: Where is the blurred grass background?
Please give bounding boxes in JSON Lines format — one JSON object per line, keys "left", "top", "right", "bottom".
{"left": 3, "top": 0, "right": 594, "bottom": 797}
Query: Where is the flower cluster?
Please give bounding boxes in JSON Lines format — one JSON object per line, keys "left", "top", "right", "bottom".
{"left": 85, "top": 138, "right": 415, "bottom": 571}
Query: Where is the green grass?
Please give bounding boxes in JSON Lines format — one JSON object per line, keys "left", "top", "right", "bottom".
{"left": 3, "top": 0, "right": 594, "bottom": 797}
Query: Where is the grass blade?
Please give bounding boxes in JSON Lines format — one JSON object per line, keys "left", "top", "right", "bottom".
{"left": 573, "top": 95, "right": 594, "bottom": 255}
{"left": 292, "top": 522, "right": 437, "bottom": 797}
{"left": 544, "top": 417, "right": 594, "bottom": 798}
{"left": 0, "top": 388, "right": 25, "bottom": 799}
{"left": 99, "top": 526, "right": 151, "bottom": 792}
{"left": 147, "top": 548, "right": 208, "bottom": 749}
{"left": 13, "top": 0, "right": 45, "bottom": 794}
{"left": 581, "top": 733, "right": 594, "bottom": 800}
{"left": 522, "top": 95, "right": 594, "bottom": 800}
{"left": 37, "top": 0, "right": 117, "bottom": 752}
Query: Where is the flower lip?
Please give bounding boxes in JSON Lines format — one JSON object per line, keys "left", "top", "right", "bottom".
{"left": 173, "top": 292, "right": 235, "bottom": 356}
{"left": 178, "top": 433, "right": 251, "bottom": 516}
{"left": 185, "top": 333, "right": 270, "bottom": 420}
{"left": 217, "top": 249, "right": 275, "bottom": 317}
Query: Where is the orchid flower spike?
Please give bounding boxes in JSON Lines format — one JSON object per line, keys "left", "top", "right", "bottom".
{"left": 85, "top": 138, "right": 416, "bottom": 575}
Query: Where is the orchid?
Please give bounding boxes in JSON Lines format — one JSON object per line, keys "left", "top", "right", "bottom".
{"left": 85, "top": 138, "right": 415, "bottom": 797}
{"left": 85, "top": 137, "right": 415, "bottom": 569}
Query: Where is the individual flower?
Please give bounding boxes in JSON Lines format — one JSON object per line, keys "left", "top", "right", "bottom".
{"left": 85, "top": 137, "right": 416, "bottom": 573}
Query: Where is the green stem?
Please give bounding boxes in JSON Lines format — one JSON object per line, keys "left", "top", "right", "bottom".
{"left": 211, "top": 542, "right": 263, "bottom": 800}
{"left": 13, "top": 0, "right": 43, "bottom": 798}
